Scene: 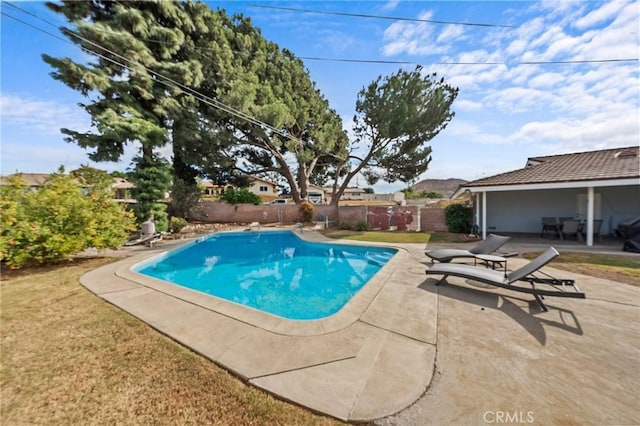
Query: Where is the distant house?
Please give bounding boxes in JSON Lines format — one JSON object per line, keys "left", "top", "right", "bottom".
{"left": 341, "top": 187, "right": 365, "bottom": 200}
{"left": 248, "top": 177, "right": 278, "bottom": 199}
{"left": 0, "top": 173, "right": 135, "bottom": 201}
{"left": 322, "top": 187, "right": 366, "bottom": 204}
{"left": 452, "top": 146, "right": 640, "bottom": 246}
{"left": 112, "top": 177, "right": 135, "bottom": 202}
{"left": 307, "top": 184, "right": 326, "bottom": 204}
{"left": 0, "top": 173, "right": 50, "bottom": 190}
{"left": 198, "top": 176, "right": 278, "bottom": 201}
{"left": 199, "top": 181, "right": 233, "bottom": 198}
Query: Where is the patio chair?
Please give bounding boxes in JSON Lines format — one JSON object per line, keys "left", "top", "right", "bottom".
{"left": 541, "top": 217, "right": 561, "bottom": 239}
{"left": 584, "top": 219, "right": 603, "bottom": 242}
{"left": 425, "top": 247, "right": 585, "bottom": 311}
{"left": 559, "top": 217, "right": 574, "bottom": 226}
{"left": 124, "top": 232, "right": 163, "bottom": 247}
{"left": 424, "top": 234, "right": 514, "bottom": 263}
{"left": 561, "top": 219, "right": 580, "bottom": 240}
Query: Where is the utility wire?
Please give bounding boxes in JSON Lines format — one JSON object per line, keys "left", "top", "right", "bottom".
{"left": 4, "top": 1, "right": 638, "bottom": 142}
{"left": 2, "top": 3, "right": 280, "bottom": 132}
{"left": 249, "top": 4, "right": 515, "bottom": 28}
{"left": 297, "top": 56, "right": 638, "bottom": 65}
{"left": 8, "top": 2, "right": 636, "bottom": 67}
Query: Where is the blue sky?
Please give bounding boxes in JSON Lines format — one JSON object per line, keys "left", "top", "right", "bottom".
{"left": 1, "top": 1, "right": 639, "bottom": 193}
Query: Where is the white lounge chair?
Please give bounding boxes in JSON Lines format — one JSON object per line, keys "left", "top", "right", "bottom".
{"left": 124, "top": 232, "right": 163, "bottom": 247}
{"left": 425, "top": 247, "right": 585, "bottom": 311}
{"left": 425, "top": 234, "right": 514, "bottom": 263}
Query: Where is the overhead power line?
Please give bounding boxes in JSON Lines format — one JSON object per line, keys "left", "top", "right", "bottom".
{"left": 9, "top": 2, "right": 635, "bottom": 68}
{"left": 9, "top": 2, "right": 636, "bottom": 68}
{"left": 296, "top": 55, "right": 639, "bottom": 65}
{"left": 249, "top": 4, "right": 515, "bottom": 28}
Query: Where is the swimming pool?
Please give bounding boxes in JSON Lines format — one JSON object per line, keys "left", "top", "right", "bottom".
{"left": 134, "top": 230, "right": 397, "bottom": 320}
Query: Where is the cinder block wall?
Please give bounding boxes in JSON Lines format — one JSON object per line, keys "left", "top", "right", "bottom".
{"left": 191, "top": 203, "right": 344, "bottom": 224}
{"left": 420, "top": 208, "right": 448, "bottom": 232}
{"left": 190, "top": 202, "right": 446, "bottom": 232}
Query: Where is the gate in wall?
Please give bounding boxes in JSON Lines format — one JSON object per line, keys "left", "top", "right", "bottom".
{"left": 366, "top": 206, "right": 414, "bottom": 231}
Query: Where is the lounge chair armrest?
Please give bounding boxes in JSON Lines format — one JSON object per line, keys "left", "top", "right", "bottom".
{"left": 496, "top": 251, "right": 519, "bottom": 258}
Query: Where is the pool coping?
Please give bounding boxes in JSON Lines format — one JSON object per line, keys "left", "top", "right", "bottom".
{"left": 116, "top": 229, "right": 409, "bottom": 336}
{"left": 80, "top": 230, "right": 437, "bottom": 422}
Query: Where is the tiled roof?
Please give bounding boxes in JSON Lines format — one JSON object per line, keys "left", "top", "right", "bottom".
{"left": 0, "top": 173, "right": 51, "bottom": 187}
{"left": 112, "top": 177, "right": 134, "bottom": 189}
{"left": 462, "top": 146, "right": 640, "bottom": 188}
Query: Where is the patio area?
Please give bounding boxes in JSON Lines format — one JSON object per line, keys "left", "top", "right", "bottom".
{"left": 80, "top": 232, "right": 639, "bottom": 424}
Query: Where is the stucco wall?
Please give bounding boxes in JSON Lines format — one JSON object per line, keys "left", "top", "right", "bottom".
{"left": 479, "top": 185, "right": 640, "bottom": 236}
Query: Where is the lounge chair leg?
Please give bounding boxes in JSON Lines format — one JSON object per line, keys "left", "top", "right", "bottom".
{"left": 533, "top": 293, "right": 548, "bottom": 312}
{"left": 434, "top": 276, "right": 448, "bottom": 286}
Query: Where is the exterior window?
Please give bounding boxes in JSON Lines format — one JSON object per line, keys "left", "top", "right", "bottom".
{"left": 259, "top": 186, "right": 268, "bottom": 192}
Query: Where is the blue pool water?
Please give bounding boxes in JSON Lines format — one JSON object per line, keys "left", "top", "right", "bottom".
{"left": 134, "top": 230, "right": 396, "bottom": 320}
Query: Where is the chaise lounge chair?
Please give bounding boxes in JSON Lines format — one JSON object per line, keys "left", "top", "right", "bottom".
{"left": 425, "top": 234, "right": 514, "bottom": 263}
{"left": 124, "top": 232, "right": 163, "bottom": 247}
{"left": 425, "top": 247, "right": 585, "bottom": 311}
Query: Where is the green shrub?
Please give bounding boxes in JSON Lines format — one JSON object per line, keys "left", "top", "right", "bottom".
{"left": 220, "top": 188, "right": 261, "bottom": 205}
{"left": 299, "top": 201, "right": 314, "bottom": 223}
{"left": 402, "top": 188, "right": 444, "bottom": 199}
{"left": 0, "top": 169, "right": 136, "bottom": 268}
{"left": 444, "top": 203, "right": 472, "bottom": 234}
{"left": 169, "top": 217, "right": 188, "bottom": 233}
{"left": 422, "top": 191, "right": 443, "bottom": 199}
{"left": 355, "top": 220, "right": 369, "bottom": 231}
{"left": 338, "top": 220, "right": 351, "bottom": 230}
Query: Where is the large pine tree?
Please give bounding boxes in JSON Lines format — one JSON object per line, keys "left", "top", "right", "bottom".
{"left": 43, "top": 0, "right": 206, "bottom": 228}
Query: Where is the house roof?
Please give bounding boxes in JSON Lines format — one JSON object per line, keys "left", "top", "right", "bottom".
{"left": 460, "top": 146, "right": 639, "bottom": 191}
{"left": 250, "top": 176, "right": 277, "bottom": 186}
{"left": 0, "top": 173, "right": 51, "bottom": 187}
{"left": 323, "top": 187, "right": 364, "bottom": 193}
{"left": 112, "top": 177, "right": 134, "bottom": 189}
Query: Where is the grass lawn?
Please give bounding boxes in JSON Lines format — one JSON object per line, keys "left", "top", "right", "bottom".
{"left": 0, "top": 258, "right": 342, "bottom": 425}
{"left": 522, "top": 251, "right": 640, "bottom": 287}
{"left": 321, "top": 230, "right": 477, "bottom": 244}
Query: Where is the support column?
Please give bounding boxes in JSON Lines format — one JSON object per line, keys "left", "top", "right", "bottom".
{"left": 482, "top": 191, "right": 487, "bottom": 240}
{"left": 586, "top": 187, "right": 594, "bottom": 246}
{"left": 474, "top": 193, "right": 480, "bottom": 236}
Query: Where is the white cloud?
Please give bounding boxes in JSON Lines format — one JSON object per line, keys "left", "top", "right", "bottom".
{"left": 512, "top": 108, "right": 639, "bottom": 150}
{"left": 506, "top": 38, "right": 527, "bottom": 56}
{"left": 0, "top": 93, "right": 90, "bottom": 135}
{"left": 455, "top": 99, "right": 483, "bottom": 111}
{"left": 1, "top": 140, "right": 111, "bottom": 174}
{"left": 574, "top": 1, "right": 627, "bottom": 30}
{"left": 436, "top": 24, "right": 465, "bottom": 44}
{"left": 380, "top": 0, "right": 400, "bottom": 12}
{"left": 381, "top": 10, "right": 468, "bottom": 56}
{"left": 318, "top": 30, "right": 357, "bottom": 53}
{"left": 527, "top": 71, "right": 565, "bottom": 89}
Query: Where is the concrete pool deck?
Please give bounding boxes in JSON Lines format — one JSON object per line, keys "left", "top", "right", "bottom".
{"left": 80, "top": 231, "right": 640, "bottom": 424}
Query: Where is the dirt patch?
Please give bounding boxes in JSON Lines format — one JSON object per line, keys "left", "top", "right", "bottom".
{"left": 548, "top": 262, "right": 640, "bottom": 287}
